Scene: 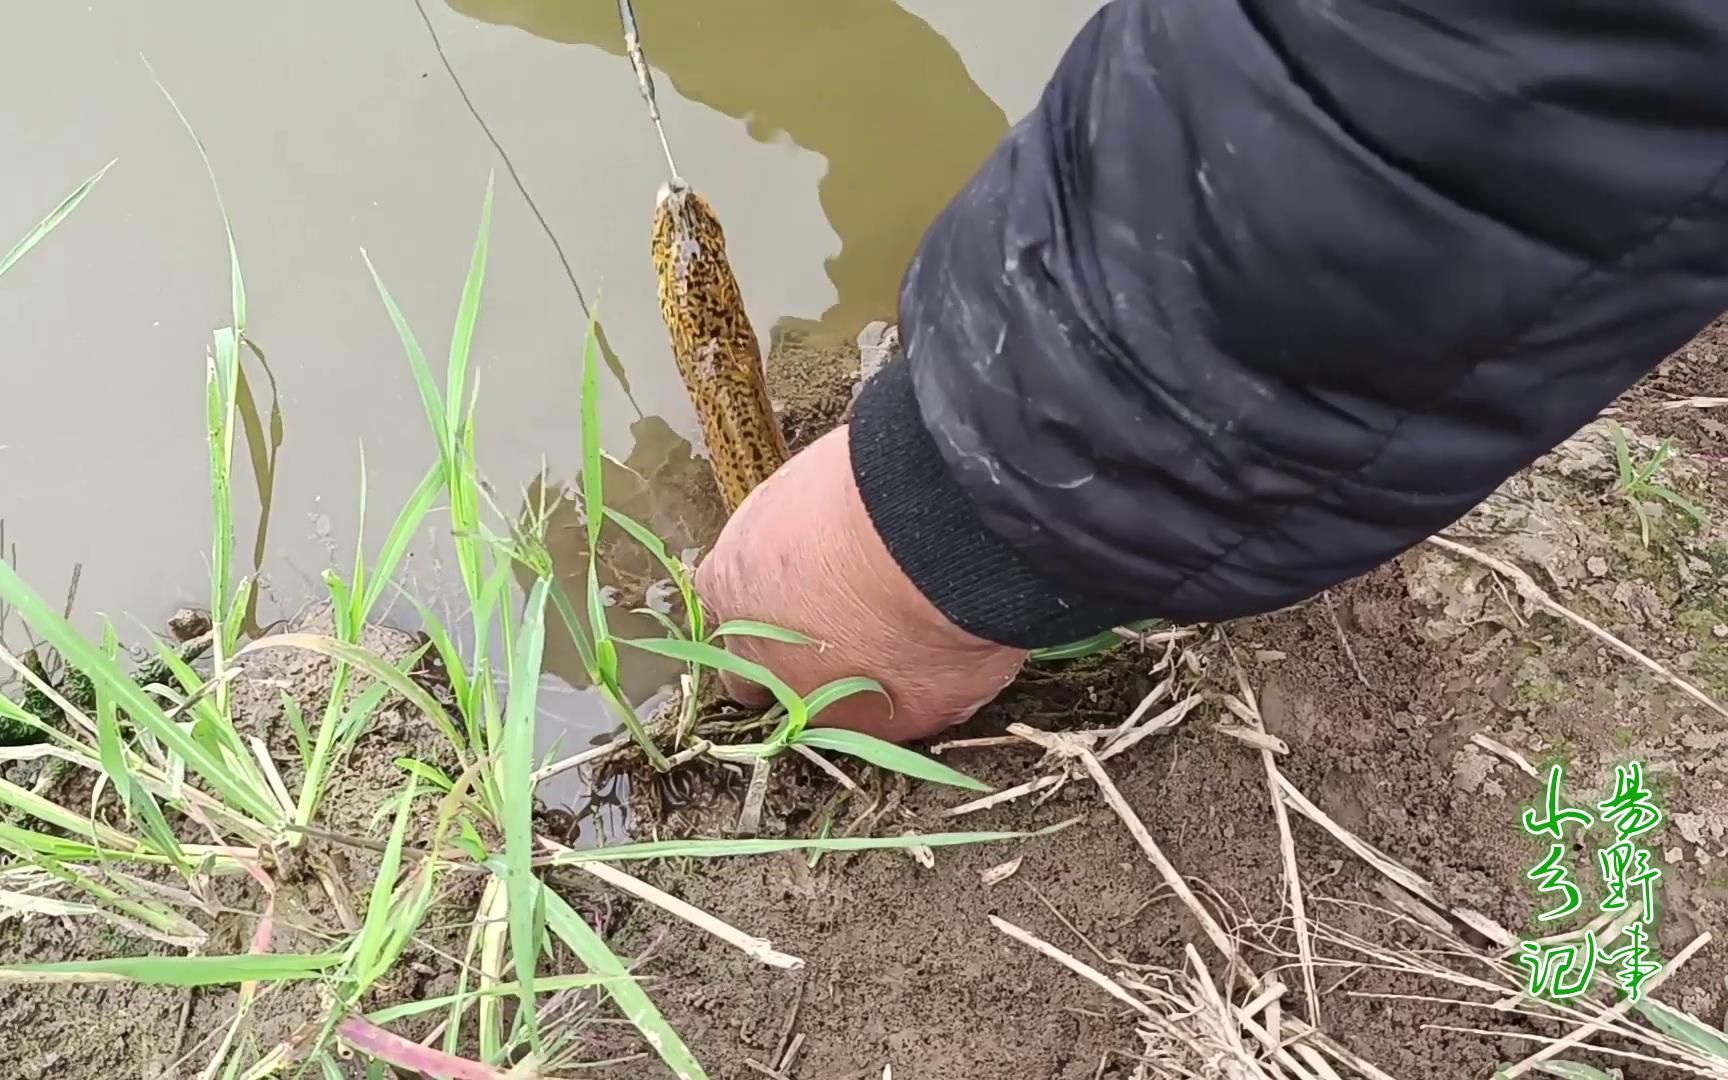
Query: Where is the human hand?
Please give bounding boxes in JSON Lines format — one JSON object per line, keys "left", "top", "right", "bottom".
{"left": 694, "top": 426, "right": 1027, "bottom": 743}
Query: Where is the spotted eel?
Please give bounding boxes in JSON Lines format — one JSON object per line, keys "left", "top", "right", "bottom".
{"left": 650, "top": 181, "right": 790, "bottom": 514}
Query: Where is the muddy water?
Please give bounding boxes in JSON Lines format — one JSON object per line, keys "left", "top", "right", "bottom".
{"left": 0, "top": 0, "right": 1102, "bottom": 808}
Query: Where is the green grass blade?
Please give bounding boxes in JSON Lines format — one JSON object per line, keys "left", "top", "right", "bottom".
{"left": 579, "top": 310, "right": 605, "bottom": 555}
{"left": 359, "top": 463, "right": 444, "bottom": 618}
{"left": 355, "top": 777, "right": 418, "bottom": 986}
{"left": 365, "top": 973, "right": 613, "bottom": 1026}
{"left": 0, "top": 568, "right": 277, "bottom": 819}
{"left": 404, "top": 600, "right": 473, "bottom": 723}
{"left": 792, "top": 728, "right": 989, "bottom": 792}
{"left": 0, "top": 775, "right": 135, "bottom": 849}
{"left": 141, "top": 636, "right": 209, "bottom": 700}
{"left": 547, "top": 829, "right": 1032, "bottom": 864}
{"left": 236, "top": 634, "right": 466, "bottom": 760}
{"left": 0, "top": 692, "right": 72, "bottom": 747}
{"left": 1519, "top": 1063, "right": 1619, "bottom": 1080}
{"left": 631, "top": 606, "right": 688, "bottom": 640}
{"left": 303, "top": 626, "right": 424, "bottom": 832}
{"left": 1641, "top": 437, "right": 1677, "bottom": 484}
{"left": 322, "top": 570, "right": 354, "bottom": 637}
{"left": 592, "top": 678, "right": 670, "bottom": 771}
{"left": 333, "top": 678, "right": 396, "bottom": 766}
{"left": 804, "top": 676, "right": 886, "bottom": 722}
{"left": 94, "top": 626, "right": 131, "bottom": 798}
{"left": 0, "top": 951, "right": 341, "bottom": 986}
{"left": 147, "top": 644, "right": 270, "bottom": 801}
{"left": 120, "top": 772, "right": 188, "bottom": 874}
{"left": 0, "top": 825, "right": 244, "bottom": 879}
{"left": 282, "top": 691, "right": 310, "bottom": 766}
{"left": 347, "top": 450, "right": 370, "bottom": 637}
{"left": 443, "top": 902, "right": 485, "bottom": 1057}
{"left": 376, "top": 866, "right": 442, "bottom": 991}
{"left": 1644, "top": 483, "right": 1709, "bottom": 526}
{"left": 393, "top": 757, "right": 455, "bottom": 793}
{"left": 0, "top": 833, "right": 200, "bottom": 942}
{"left": 0, "top": 823, "right": 122, "bottom": 864}
{"left": 807, "top": 812, "right": 834, "bottom": 870}
{"left": 152, "top": 48, "right": 251, "bottom": 706}
{"left": 708, "top": 621, "right": 815, "bottom": 646}
{"left": 471, "top": 559, "right": 514, "bottom": 681}
{"left": 480, "top": 656, "right": 512, "bottom": 795}
{"left": 618, "top": 637, "right": 806, "bottom": 731}
{"left": 0, "top": 159, "right": 114, "bottom": 280}
{"left": 207, "top": 330, "right": 240, "bottom": 708}
{"left": 447, "top": 174, "right": 494, "bottom": 445}
{"left": 548, "top": 580, "right": 599, "bottom": 678}
{"left": 1610, "top": 423, "right": 1635, "bottom": 488}
{"left": 584, "top": 559, "right": 612, "bottom": 681}
{"left": 1029, "top": 629, "right": 1125, "bottom": 662}
{"left": 290, "top": 661, "right": 353, "bottom": 835}
{"left": 540, "top": 884, "right": 705, "bottom": 1080}
{"left": 502, "top": 578, "right": 552, "bottom": 1051}
{"left": 472, "top": 672, "right": 505, "bottom": 812}
{"left": 363, "top": 251, "right": 447, "bottom": 452}
{"left": 573, "top": 500, "right": 670, "bottom": 768}
{"left": 600, "top": 507, "right": 677, "bottom": 571}
{"left": 223, "top": 576, "right": 253, "bottom": 655}
{"left": 601, "top": 507, "right": 703, "bottom": 639}
{"left": 96, "top": 626, "right": 186, "bottom": 870}
{"left": 146, "top": 60, "right": 244, "bottom": 329}
{"left": 449, "top": 394, "right": 488, "bottom": 601}
{"left": 1633, "top": 998, "right": 1728, "bottom": 1058}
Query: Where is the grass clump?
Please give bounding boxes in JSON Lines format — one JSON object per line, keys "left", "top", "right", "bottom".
{"left": 1608, "top": 421, "right": 1708, "bottom": 547}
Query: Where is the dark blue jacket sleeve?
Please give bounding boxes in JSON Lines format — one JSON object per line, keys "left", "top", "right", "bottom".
{"left": 850, "top": 0, "right": 1728, "bottom": 648}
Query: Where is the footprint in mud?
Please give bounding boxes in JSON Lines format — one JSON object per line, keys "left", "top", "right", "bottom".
{"left": 1261, "top": 678, "right": 1370, "bottom": 828}
{"left": 1317, "top": 765, "right": 1371, "bottom": 832}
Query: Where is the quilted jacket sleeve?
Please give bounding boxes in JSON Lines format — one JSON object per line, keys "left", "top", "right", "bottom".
{"left": 849, "top": 0, "right": 1728, "bottom": 648}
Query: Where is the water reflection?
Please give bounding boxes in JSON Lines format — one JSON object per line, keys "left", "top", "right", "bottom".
{"left": 233, "top": 338, "right": 283, "bottom": 638}
{"left": 444, "top": 0, "right": 1009, "bottom": 337}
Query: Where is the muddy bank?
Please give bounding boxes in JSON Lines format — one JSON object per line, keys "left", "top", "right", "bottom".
{"left": 590, "top": 322, "right": 1728, "bottom": 1078}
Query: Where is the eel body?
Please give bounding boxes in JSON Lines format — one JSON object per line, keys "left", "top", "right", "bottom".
{"left": 650, "top": 181, "right": 790, "bottom": 514}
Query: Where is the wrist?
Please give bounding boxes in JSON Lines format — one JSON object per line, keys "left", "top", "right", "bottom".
{"left": 848, "top": 359, "right": 1148, "bottom": 649}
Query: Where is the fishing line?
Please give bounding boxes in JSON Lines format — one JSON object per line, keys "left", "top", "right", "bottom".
{"left": 410, "top": 0, "right": 592, "bottom": 318}
{"left": 616, "top": 0, "right": 683, "bottom": 184}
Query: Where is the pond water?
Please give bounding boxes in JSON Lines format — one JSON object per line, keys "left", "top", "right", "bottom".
{"left": 0, "top": 0, "right": 1103, "bottom": 810}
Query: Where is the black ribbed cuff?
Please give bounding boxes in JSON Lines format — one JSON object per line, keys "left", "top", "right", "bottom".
{"left": 849, "top": 360, "right": 1149, "bottom": 649}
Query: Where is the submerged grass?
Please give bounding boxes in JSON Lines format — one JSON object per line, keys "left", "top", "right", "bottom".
{"left": 0, "top": 117, "right": 1010, "bottom": 1075}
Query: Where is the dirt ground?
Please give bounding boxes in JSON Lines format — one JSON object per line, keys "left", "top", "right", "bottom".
{"left": 1, "top": 320, "right": 1723, "bottom": 1079}
{"left": 576, "top": 322, "right": 1728, "bottom": 1078}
